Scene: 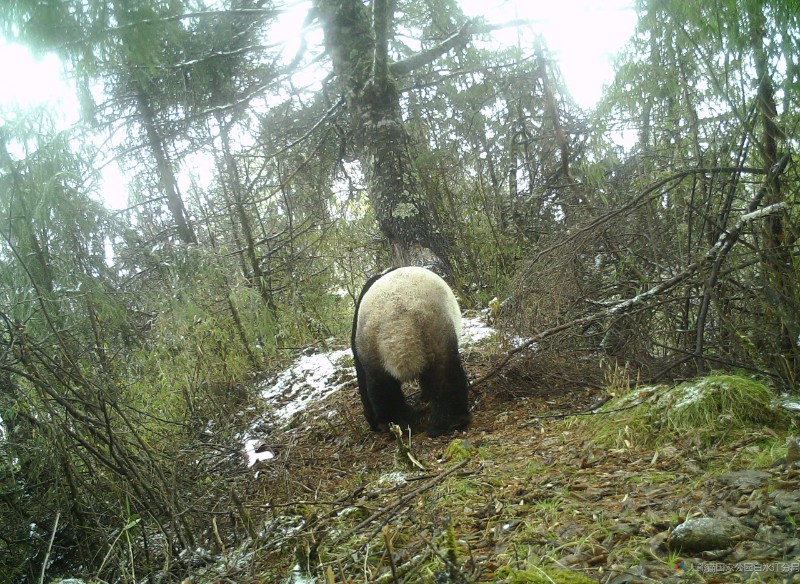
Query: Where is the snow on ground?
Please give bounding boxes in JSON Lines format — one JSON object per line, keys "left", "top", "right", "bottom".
{"left": 672, "top": 379, "right": 709, "bottom": 409}
{"left": 243, "top": 347, "right": 353, "bottom": 467}
{"left": 461, "top": 315, "right": 496, "bottom": 345}
{"left": 257, "top": 348, "right": 353, "bottom": 423}
{"left": 243, "top": 314, "right": 500, "bottom": 466}
{"left": 782, "top": 400, "right": 800, "bottom": 412}
{"left": 243, "top": 438, "right": 275, "bottom": 465}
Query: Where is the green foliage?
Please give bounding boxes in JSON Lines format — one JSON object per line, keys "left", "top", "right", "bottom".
{"left": 443, "top": 438, "right": 477, "bottom": 462}
{"left": 496, "top": 566, "right": 596, "bottom": 583}
{"left": 583, "top": 374, "right": 790, "bottom": 450}
{"left": 664, "top": 374, "right": 787, "bottom": 433}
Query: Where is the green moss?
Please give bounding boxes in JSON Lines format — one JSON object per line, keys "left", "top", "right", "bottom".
{"left": 582, "top": 373, "right": 789, "bottom": 449}
{"left": 443, "top": 438, "right": 477, "bottom": 462}
{"left": 497, "top": 566, "right": 596, "bottom": 583}
{"left": 666, "top": 374, "right": 784, "bottom": 427}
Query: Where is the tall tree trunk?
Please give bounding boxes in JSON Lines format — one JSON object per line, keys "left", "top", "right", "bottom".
{"left": 110, "top": 0, "right": 196, "bottom": 245}
{"left": 536, "top": 47, "right": 570, "bottom": 183}
{"left": 748, "top": 1, "right": 798, "bottom": 384}
{"left": 314, "top": 0, "right": 451, "bottom": 269}
{"left": 217, "top": 117, "right": 280, "bottom": 321}
{"left": 134, "top": 85, "right": 197, "bottom": 245}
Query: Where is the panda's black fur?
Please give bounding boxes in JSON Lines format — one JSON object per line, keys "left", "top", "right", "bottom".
{"left": 351, "top": 266, "right": 471, "bottom": 437}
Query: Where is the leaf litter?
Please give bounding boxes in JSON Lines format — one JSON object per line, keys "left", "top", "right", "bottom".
{"left": 192, "top": 316, "right": 800, "bottom": 583}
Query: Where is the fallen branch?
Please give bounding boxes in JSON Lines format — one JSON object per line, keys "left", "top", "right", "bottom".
{"left": 320, "top": 458, "right": 471, "bottom": 555}
{"left": 474, "top": 195, "right": 793, "bottom": 387}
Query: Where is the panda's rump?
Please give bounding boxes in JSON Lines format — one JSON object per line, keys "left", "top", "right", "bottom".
{"left": 354, "top": 266, "right": 462, "bottom": 383}
{"left": 376, "top": 312, "right": 429, "bottom": 381}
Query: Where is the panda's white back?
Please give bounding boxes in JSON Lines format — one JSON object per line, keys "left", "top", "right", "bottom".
{"left": 355, "top": 267, "right": 462, "bottom": 381}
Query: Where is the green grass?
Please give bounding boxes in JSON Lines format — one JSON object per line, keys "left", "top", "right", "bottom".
{"left": 581, "top": 373, "right": 790, "bottom": 450}
{"left": 495, "top": 565, "right": 596, "bottom": 583}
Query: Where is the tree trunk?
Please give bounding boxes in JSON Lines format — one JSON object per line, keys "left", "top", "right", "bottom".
{"left": 314, "top": 0, "right": 451, "bottom": 269}
{"left": 217, "top": 117, "right": 280, "bottom": 321}
{"left": 748, "top": 1, "right": 798, "bottom": 384}
{"left": 133, "top": 84, "right": 197, "bottom": 245}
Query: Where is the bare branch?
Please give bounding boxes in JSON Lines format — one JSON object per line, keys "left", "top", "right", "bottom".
{"left": 391, "top": 19, "right": 528, "bottom": 76}
{"left": 475, "top": 192, "right": 794, "bottom": 387}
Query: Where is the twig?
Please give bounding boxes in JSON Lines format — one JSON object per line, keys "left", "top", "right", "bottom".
{"left": 232, "top": 490, "right": 258, "bottom": 540}
{"left": 38, "top": 510, "right": 60, "bottom": 584}
{"left": 417, "top": 531, "right": 470, "bottom": 584}
{"left": 474, "top": 197, "right": 793, "bottom": 387}
{"left": 96, "top": 517, "right": 142, "bottom": 577}
{"left": 382, "top": 526, "right": 400, "bottom": 583}
{"left": 212, "top": 517, "right": 228, "bottom": 569}
{"left": 327, "top": 458, "right": 470, "bottom": 550}
{"left": 390, "top": 423, "right": 426, "bottom": 470}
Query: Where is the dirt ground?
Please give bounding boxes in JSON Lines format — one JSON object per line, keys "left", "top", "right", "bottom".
{"left": 213, "top": 353, "right": 800, "bottom": 584}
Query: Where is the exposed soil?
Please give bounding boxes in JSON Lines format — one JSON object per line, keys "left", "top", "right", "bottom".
{"left": 199, "top": 356, "right": 799, "bottom": 584}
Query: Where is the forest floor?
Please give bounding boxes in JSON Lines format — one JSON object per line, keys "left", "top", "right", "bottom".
{"left": 195, "top": 326, "right": 800, "bottom": 584}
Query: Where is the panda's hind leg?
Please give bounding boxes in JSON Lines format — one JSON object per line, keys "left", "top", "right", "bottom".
{"left": 354, "top": 356, "right": 381, "bottom": 431}
{"left": 366, "top": 370, "right": 415, "bottom": 431}
{"left": 421, "top": 347, "right": 471, "bottom": 437}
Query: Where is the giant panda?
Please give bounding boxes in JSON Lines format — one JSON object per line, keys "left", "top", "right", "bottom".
{"left": 351, "top": 266, "right": 471, "bottom": 437}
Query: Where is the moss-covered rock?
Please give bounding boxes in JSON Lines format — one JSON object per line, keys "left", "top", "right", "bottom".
{"left": 583, "top": 373, "right": 789, "bottom": 448}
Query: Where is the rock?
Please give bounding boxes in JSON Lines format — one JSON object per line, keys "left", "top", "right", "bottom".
{"left": 668, "top": 517, "right": 753, "bottom": 552}
{"left": 787, "top": 437, "right": 800, "bottom": 464}
{"left": 716, "top": 469, "right": 771, "bottom": 492}
{"left": 770, "top": 489, "right": 800, "bottom": 516}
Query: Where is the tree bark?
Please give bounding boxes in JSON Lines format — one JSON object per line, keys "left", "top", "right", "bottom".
{"left": 314, "top": 0, "right": 452, "bottom": 269}
{"left": 217, "top": 117, "right": 279, "bottom": 320}
{"left": 748, "top": 1, "right": 798, "bottom": 383}
{"left": 133, "top": 83, "right": 197, "bottom": 245}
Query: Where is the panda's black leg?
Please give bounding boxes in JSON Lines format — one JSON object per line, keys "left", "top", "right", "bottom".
{"left": 367, "top": 371, "right": 415, "bottom": 431}
{"left": 354, "top": 356, "right": 380, "bottom": 431}
{"left": 422, "top": 348, "right": 471, "bottom": 437}
{"left": 357, "top": 385, "right": 380, "bottom": 432}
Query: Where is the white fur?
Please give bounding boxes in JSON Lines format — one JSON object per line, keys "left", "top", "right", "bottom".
{"left": 355, "top": 267, "right": 461, "bottom": 381}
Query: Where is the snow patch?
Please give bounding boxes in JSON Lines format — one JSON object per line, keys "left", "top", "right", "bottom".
{"left": 257, "top": 348, "right": 353, "bottom": 423}
{"left": 780, "top": 399, "right": 800, "bottom": 412}
{"left": 376, "top": 471, "right": 408, "bottom": 488}
{"left": 462, "top": 313, "right": 535, "bottom": 351}
{"left": 673, "top": 384, "right": 705, "bottom": 409}
{"left": 461, "top": 315, "right": 496, "bottom": 345}
{"left": 672, "top": 378, "right": 726, "bottom": 409}
{"left": 243, "top": 438, "right": 274, "bottom": 467}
